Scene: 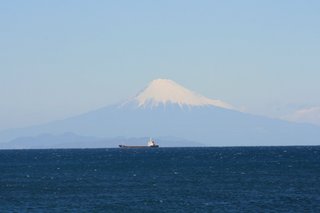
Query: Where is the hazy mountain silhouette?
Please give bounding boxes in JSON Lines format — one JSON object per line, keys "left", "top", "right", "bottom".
{"left": 1, "top": 79, "right": 320, "bottom": 148}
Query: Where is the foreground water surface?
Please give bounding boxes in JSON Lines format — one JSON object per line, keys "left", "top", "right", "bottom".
{"left": 0, "top": 146, "right": 320, "bottom": 212}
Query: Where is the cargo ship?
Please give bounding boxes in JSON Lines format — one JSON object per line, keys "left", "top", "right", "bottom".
{"left": 119, "top": 138, "right": 159, "bottom": 148}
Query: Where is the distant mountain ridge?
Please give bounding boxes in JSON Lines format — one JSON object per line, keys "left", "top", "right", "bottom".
{"left": 0, "top": 133, "right": 202, "bottom": 149}
{"left": 1, "top": 79, "right": 320, "bottom": 148}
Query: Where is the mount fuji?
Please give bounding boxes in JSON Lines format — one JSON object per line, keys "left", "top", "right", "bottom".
{"left": 1, "top": 79, "right": 320, "bottom": 148}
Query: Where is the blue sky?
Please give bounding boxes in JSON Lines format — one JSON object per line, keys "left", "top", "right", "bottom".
{"left": 1, "top": 0, "right": 320, "bottom": 130}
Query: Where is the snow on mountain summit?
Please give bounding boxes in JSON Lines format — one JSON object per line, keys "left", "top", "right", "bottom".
{"left": 132, "top": 79, "right": 234, "bottom": 109}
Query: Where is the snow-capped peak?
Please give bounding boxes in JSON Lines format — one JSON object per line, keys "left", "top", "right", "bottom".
{"left": 132, "top": 79, "right": 234, "bottom": 109}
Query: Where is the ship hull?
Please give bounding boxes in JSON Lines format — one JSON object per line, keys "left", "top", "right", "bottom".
{"left": 119, "top": 145, "right": 159, "bottom": 148}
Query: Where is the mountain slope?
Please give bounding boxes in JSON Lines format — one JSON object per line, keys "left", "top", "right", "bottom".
{"left": 1, "top": 79, "right": 320, "bottom": 148}
{"left": 128, "top": 79, "right": 234, "bottom": 109}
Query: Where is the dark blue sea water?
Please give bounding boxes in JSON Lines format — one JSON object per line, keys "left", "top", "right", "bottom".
{"left": 1, "top": 147, "right": 320, "bottom": 212}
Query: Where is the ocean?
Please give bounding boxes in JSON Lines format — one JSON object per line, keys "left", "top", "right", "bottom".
{"left": 1, "top": 147, "right": 319, "bottom": 212}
